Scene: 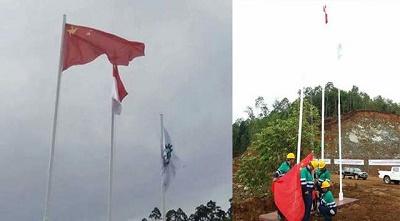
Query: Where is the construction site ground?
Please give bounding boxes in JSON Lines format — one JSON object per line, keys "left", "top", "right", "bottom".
{"left": 233, "top": 175, "right": 400, "bottom": 221}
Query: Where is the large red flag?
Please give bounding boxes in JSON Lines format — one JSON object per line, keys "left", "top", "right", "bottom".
{"left": 272, "top": 153, "right": 313, "bottom": 221}
{"left": 62, "top": 23, "right": 145, "bottom": 71}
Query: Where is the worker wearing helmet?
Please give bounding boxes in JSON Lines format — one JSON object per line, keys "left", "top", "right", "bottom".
{"left": 313, "top": 160, "right": 332, "bottom": 214}
{"left": 300, "top": 159, "right": 318, "bottom": 221}
{"left": 272, "top": 152, "right": 296, "bottom": 220}
{"left": 273, "top": 153, "right": 296, "bottom": 181}
{"left": 316, "top": 160, "right": 331, "bottom": 192}
{"left": 318, "top": 181, "right": 337, "bottom": 221}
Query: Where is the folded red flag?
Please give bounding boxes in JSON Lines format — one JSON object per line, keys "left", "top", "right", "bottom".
{"left": 272, "top": 153, "right": 313, "bottom": 221}
{"left": 62, "top": 23, "right": 145, "bottom": 71}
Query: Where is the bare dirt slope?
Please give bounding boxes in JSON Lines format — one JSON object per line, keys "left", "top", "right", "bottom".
{"left": 325, "top": 111, "right": 400, "bottom": 171}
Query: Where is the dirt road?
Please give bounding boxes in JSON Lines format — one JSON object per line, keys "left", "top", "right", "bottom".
{"left": 331, "top": 175, "right": 400, "bottom": 221}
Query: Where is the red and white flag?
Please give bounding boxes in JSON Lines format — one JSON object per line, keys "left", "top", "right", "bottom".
{"left": 112, "top": 65, "right": 128, "bottom": 115}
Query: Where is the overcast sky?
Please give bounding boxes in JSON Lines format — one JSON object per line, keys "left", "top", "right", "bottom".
{"left": 234, "top": 0, "right": 400, "bottom": 120}
{"left": 0, "top": 1, "right": 231, "bottom": 220}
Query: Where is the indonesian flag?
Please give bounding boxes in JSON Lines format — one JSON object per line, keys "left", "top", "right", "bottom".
{"left": 62, "top": 23, "right": 145, "bottom": 71}
{"left": 112, "top": 65, "right": 127, "bottom": 115}
{"left": 272, "top": 153, "right": 313, "bottom": 221}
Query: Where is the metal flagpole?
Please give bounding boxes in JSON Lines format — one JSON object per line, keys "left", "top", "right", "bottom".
{"left": 160, "top": 114, "right": 166, "bottom": 221}
{"left": 321, "top": 86, "right": 325, "bottom": 160}
{"left": 43, "top": 14, "right": 66, "bottom": 221}
{"left": 108, "top": 102, "right": 116, "bottom": 221}
{"left": 337, "top": 43, "right": 344, "bottom": 201}
{"left": 297, "top": 86, "right": 304, "bottom": 164}
{"left": 338, "top": 89, "right": 344, "bottom": 201}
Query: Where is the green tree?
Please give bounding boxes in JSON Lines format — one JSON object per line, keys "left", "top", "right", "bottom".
{"left": 237, "top": 99, "right": 320, "bottom": 196}
{"left": 149, "top": 207, "right": 162, "bottom": 221}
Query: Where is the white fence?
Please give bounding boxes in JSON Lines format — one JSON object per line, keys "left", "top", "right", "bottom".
{"left": 368, "top": 159, "right": 400, "bottom": 166}
{"left": 334, "top": 159, "right": 365, "bottom": 165}
{"left": 315, "top": 159, "right": 400, "bottom": 166}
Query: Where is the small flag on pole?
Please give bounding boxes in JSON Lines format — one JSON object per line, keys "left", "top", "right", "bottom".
{"left": 337, "top": 43, "right": 342, "bottom": 60}
{"left": 161, "top": 128, "right": 177, "bottom": 190}
{"left": 112, "top": 65, "right": 128, "bottom": 115}
{"left": 323, "top": 5, "right": 328, "bottom": 24}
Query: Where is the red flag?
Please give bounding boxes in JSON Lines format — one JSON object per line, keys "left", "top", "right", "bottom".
{"left": 62, "top": 23, "right": 145, "bottom": 71}
{"left": 272, "top": 154, "right": 313, "bottom": 221}
{"left": 112, "top": 65, "right": 128, "bottom": 115}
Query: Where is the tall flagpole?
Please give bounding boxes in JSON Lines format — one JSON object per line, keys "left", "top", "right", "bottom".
{"left": 43, "top": 14, "right": 66, "bottom": 221}
{"left": 336, "top": 43, "right": 344, "bottom": 201}
{"left": 160, "top": 114, "right": 166, "bottom": 221}
{"left": 338, "top": 89, "right": 343, "bottom": 201}
{"left": 297, "top": 86, "right": 304, "bottom": 164}
{"left": 108, "top": 102, "right": 116, "bottom": 221}
{"left": 321, "top": 85, "right": 325, "bottom": 160}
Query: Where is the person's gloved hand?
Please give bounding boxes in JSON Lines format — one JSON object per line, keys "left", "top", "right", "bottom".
{"left": 330, "top": 209, "right": 336, "bottom": 215}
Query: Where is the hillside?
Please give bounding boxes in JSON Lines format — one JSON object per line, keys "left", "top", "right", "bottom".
{"left": 324, "top": 110, "right": 400, "bottom": 164}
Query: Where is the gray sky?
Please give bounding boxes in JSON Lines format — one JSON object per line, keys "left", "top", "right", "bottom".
{"left": 0, "top": 1, "right": 231, "bottom": 220}
{"left": 234, "top": 0, "right": 400, "bottom": 120}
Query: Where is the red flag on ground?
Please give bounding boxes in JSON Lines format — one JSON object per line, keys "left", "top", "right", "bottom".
{"left": 62, "top": 23, "right": 145, "bottom": 71}
{"left": 272, "top": 153, "right": 313, "bottom": 221}
{"left": 112, "top": 65, "right": 128, "bottom": 115}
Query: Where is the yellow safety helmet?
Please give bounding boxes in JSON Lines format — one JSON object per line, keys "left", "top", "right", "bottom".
{"left": 321, "top": 181, "right": 330, "bottom": 189}
{"left": 287, "top": 153, "right": 296, "bottom": 159}
{"left": 318, "top": 160, "right": 326, "bottom": 169}
{"left": 310, "top": 160, "right": 319, "bottom": 169}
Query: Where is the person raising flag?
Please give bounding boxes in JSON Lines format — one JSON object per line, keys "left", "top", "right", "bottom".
{"left": 300, "top": 159, "right": 319, "bottom": 221}
{"left": 272, "top": 152, "right": 296, "bottom": 220}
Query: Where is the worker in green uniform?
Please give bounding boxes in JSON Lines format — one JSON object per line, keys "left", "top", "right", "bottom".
{"left": 272, "top": 153, "right": 296, "bottom": 221}
{"left": 273, "top": 153, "right": 296, "bottom": 181}
{"left": 316, "top": 160, "right": 331, "bottom": 191}
{"left": 313, "top": 160, "right": 332, "bottom": 212}
{"left": 301, "top": 159, "right": 318, "bottom": 221}
{"left": 318, "top": 181, "right": 337, "bottom": 221}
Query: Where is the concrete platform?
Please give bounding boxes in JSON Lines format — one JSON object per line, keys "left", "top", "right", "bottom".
{"left": 259, "top": 197, "right": 358, "bottom": 221}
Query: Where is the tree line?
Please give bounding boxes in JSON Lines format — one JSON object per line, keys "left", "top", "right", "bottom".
{"left": 142, "top": 200, "right": 232, "bottom": 221}
{"left": 233, "top": 83, "right": 400, "bottom": 157}
{"left": 233, "top": 83, "right": 400, "bottom": 196}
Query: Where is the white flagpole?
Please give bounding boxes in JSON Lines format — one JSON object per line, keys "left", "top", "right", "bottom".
{"left": 297, "top": 86, "right": 304, "bottom": 164}
{"left": 338, "top": 89, "right": 344, "bottom": 201}
{"left": 321, "top": 85, "right": 325, "bottom": 160}
{"left": 108, "top": 102, "right": 116, "bottom": 221}
{"left": 160, "top": 114, "right": 166, "bottom": 221}
{"left": 43, "top": 14, "right": 66, "bottom": 221}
